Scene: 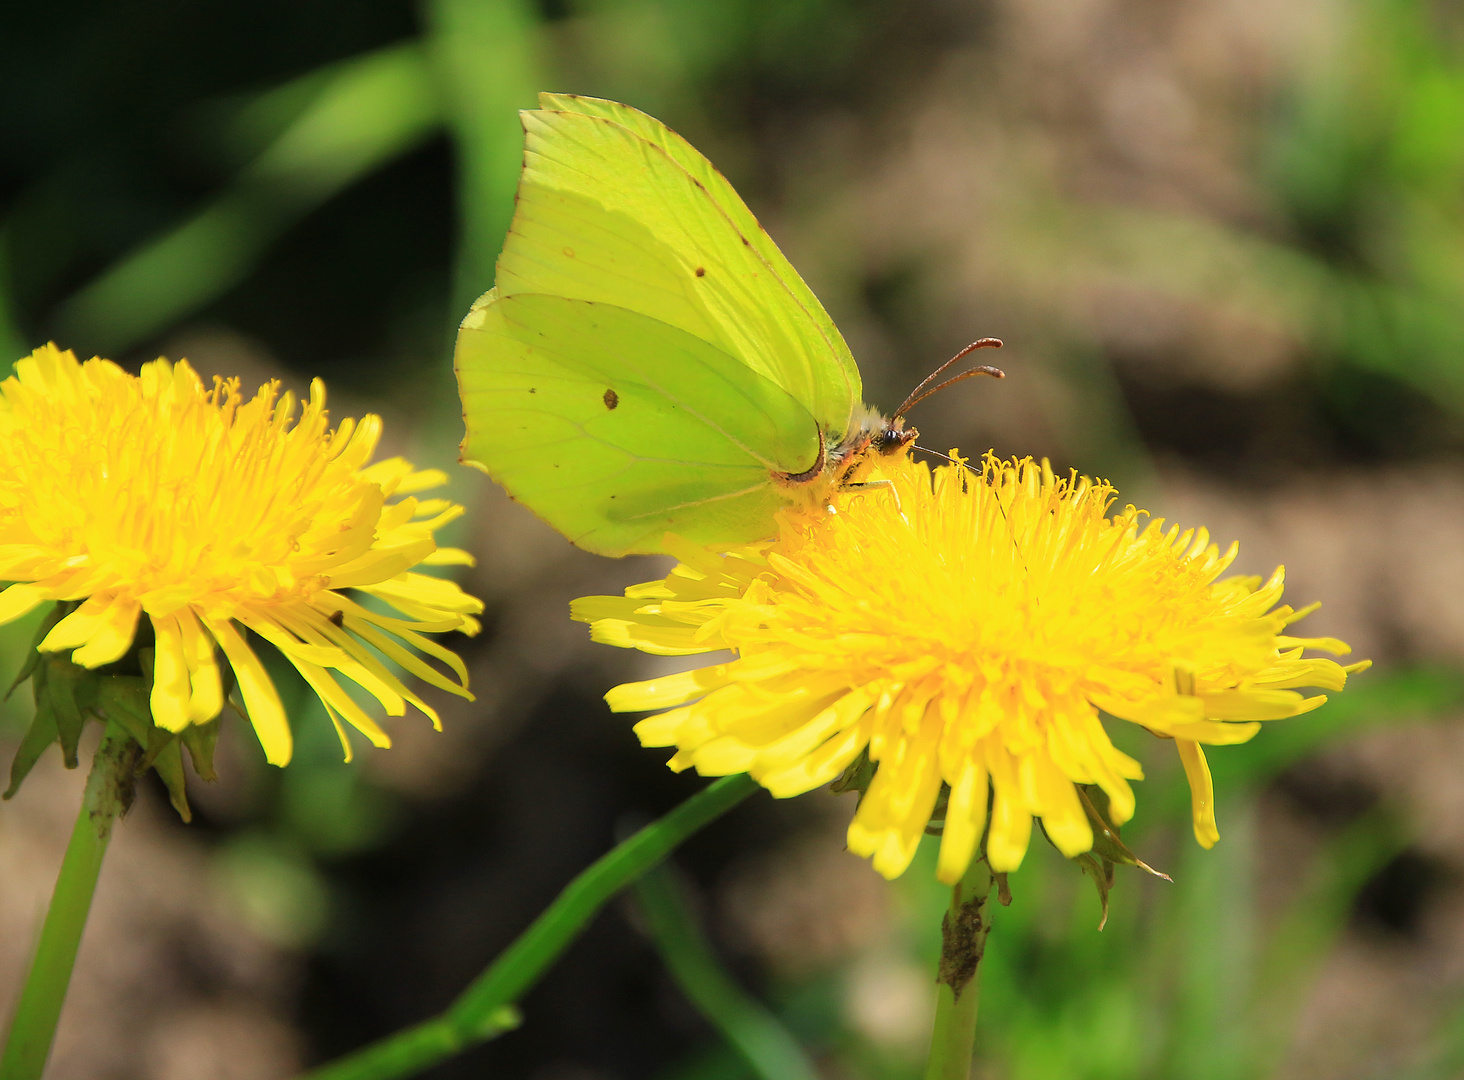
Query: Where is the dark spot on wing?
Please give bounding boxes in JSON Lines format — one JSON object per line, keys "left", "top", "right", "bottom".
{"left": 695, "top": 266, "right": 706, "bottom": 277}
{"left": 528, "top": 387, "right": 536, "bottom": 393}
{"left": 604, "top": 388, "right": 619, "bottom": 410}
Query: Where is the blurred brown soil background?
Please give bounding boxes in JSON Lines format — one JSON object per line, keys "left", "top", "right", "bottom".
{"left": 4, "top": 0, "right": 1464, "bottom": 1078}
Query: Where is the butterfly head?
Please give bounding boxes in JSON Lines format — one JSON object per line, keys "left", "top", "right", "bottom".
{"left": 873, "top": 416, "right": 918, "bottom": 457}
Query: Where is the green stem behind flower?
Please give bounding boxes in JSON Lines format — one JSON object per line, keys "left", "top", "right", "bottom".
{"left": 923, "top": 859, "right": 995, "bottom": 1080}
{"left": 299, "top": 772, "right": 760, "bottom": 1080}
{"left": 0, "top": 722, "right": 138, "bottom": 1080}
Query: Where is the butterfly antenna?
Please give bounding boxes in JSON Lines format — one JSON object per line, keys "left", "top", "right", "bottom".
{"left": 893, "top": 338, "right": 1004, "bottom": 420}
{"left": 911, "top": 445, "right": 975, "bottom": 471}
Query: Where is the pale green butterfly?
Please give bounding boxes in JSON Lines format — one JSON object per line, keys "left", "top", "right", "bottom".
{"left": 454, "top": 94, "right": 1001, "bottom": 556}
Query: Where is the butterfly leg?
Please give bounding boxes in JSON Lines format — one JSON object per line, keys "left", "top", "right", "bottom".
{"left": 840, "top": 478, "right": 904, "bottom": 517}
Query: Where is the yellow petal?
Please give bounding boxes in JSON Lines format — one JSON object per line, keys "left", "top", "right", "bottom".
{"left": 1032, "top": 754, "right": 1093, "bottom": 858}
{"left": 291, "top": 660, "right": 391, "bottom": 750}
{"left": 205, "top": 616, "right": 292, "bottom": 766}
{"left": 41, "top": 595, "right": 111, "bottom": 652}
{"left": 1176, "top": 738, "right": 1219, "bottom": 848}
{"left": 0, "top": 583, "right": 47, "bottom": 625}
{"left": 149, "top": 613, "right": 192, "bottom": 733}
{"left": 752, "top": 688, "right": 872, "bottom": 773}
{"left": 937, "top": 757, "right": 989, "bottom": 885}
{"left": 986, "top": 757, "right": 1033, "bottom": 873}
{"left": 1199, "top": 689, "right": 1316, "bottom": 721}
{"left": 758, "top": 722, "right": 869, "bottom": 798}
{"left": 606, "top": 666, "right": 732, "bottom": 712}
{"left": 688, "top": 736, "right": 756, "bottom": 775}
{"left": 71, "top": 596, "right": 141, "bottom": 668}
{"left": 177, "top": 607, "right": 224, "bottom": 722}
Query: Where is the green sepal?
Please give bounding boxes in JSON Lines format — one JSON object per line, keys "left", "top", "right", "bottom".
{"left": 135, "top": 723, "right": 179, "bottom": 773}
{"left": 5, "top": 644, "right": 214, "bottom": 822}
{"left": 149, "top": 739, "right": 192, "bottom": 822}
{"left": 2, "top": 608, "right": 223, "bottom": 819}
{"left": 5, "top": 602, "right": 67, "bottom": 701}
{"left": 1074, "top": 851, "right": 1115, "bottom": 930}
{"left": 44, "top": 656, "right": 100, "bottom": 768}
{"left": 994, "top": 871, "right": 1012, "bottom": 907}
{"left": 181, "top": 720, "right": 220, "bottom": 782}
{"left": 924, "top": 782, "right": 952, "bottom": 835}
{"left": 6, "top": 655, "right": 143, "bottom": 798}
{"left": 1077, "top": 786, "right": 1172, "bottom": 881}
{"left": 1061, "top": 786, "right": 1172, "bottom": 931}
{"left": 92, "top": 675, "right": 199, "bottom": 821}
{"left": 94, "top": 676, "right": 152, "bottom": 745}
{"left": 830, "top": 747, "right": 875, "bottom": 797}
{"left": 4, "top": 702, "right": 60, "bottom": 799}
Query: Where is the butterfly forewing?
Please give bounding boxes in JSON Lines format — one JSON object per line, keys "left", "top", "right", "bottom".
{"left": 535, "top": 94, "right": 862, "bottom": 427}
{"left": 503, "top": 98, "right": 859, "bottom": 437}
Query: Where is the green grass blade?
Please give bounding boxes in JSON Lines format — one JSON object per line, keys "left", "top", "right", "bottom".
{"left": 1249, "top": 810, "right": 1406, "bottom": 1077}
{"left": 635, "top": 863, "right": 820, "bottom": 1080}
{"left": 54, "top": 43, "right": 441, "bottom": 353}
{"left": 300, "top": 773, "right": 760, "bottom": 1080}
{"left": 1161, "top": 803, "right": 1256, "bottom": 1080}
{"left": 0, "top": 226, "right": 24, "bottom": 361}
{"left": 424, "top": 0, "right": 542, "bottom": 315}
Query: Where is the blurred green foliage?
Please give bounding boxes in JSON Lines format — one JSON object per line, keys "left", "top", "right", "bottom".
{"left": 1271, "top": 0, "right": 1464, "bottom": 413}
{"left": 3, "top": 0, "right": 1464, "bottom": 1077}
{"left": 635, "top": 863, "right": 820, "bottom": 1080}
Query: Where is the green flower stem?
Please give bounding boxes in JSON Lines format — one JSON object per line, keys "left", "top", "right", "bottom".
{"left": 633, "top": 863, "right": 818, "bottom": 1080}
{"left": 299, "top": 772, "right": 760, "bottom": 1080}
{"left": 922, "top": 858, "right": 995, "bottom": 1080}
{"left": 0, "top": 721, "right": 138, "bottom": 1080}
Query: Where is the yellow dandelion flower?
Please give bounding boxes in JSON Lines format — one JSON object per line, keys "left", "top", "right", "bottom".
{"left": 573, "top": 453, "right": 1367, "bottom": 884}
{"left": 0, "top": 344, "right": 483, "bottom": 767}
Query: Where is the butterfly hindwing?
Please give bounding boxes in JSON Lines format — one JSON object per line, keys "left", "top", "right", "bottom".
{"left": 458, "top": 290, "right": 821, "bottom": 555}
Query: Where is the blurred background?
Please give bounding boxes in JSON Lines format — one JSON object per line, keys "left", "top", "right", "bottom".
{"left": 3, "top": 0, "right": 1464, "bottom": 1077}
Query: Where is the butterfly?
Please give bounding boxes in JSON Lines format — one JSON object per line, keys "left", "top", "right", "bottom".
{"left": 455, "top": 94, "right": 1001, "bottom": 556}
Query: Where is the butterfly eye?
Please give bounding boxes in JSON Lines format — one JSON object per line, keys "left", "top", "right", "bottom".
{"left": 876, "top": 423, "right": 918, "bottom": 455}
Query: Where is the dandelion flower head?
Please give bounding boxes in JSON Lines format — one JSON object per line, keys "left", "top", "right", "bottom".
{"left": 0, "top": 345, "right": 484, "bottom": 766}
{"left": 575, "top": 453, "right": 1367, "bottom": 884}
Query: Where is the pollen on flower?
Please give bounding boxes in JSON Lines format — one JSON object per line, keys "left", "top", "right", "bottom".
{"left": 573, "top": 452, "right": 1368, "bottom": 884}
{"left": 0, "top": 344, "right": 484, "bottom": 767}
